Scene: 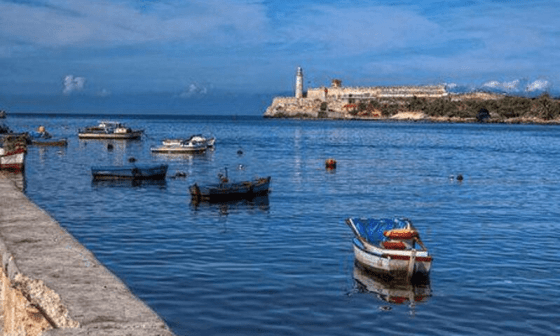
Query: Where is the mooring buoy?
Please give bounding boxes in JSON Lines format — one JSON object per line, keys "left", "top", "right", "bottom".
{"left": 325, "top": 158, "right": 337, "bottom": 169}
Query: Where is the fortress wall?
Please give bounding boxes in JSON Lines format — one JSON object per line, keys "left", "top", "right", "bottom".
{"left": 307, "top": 85, "right": 447, "bottom": 100}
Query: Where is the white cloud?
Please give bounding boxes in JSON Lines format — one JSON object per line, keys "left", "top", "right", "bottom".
{"left": 63, "top": 75, "right": 86, "bottom": 94}
{"left": 180, "top": 83, "right": 209, "bottom": 98}
{"left": 526, "top": 79, "right": 549, "bottom": 92}
{"left": 483, "top": 80, "right": 520, "bottom": 91}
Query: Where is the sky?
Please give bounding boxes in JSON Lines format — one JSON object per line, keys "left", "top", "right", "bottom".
{"left": 1, "top": 0, "right": 560, "bottom": 112}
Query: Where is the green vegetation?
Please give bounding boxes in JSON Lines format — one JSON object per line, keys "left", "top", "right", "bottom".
{"left": 370, "top": 93, "right": 560, "bottom": 121}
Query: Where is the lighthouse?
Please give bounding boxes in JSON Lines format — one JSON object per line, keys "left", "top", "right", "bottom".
{"left": 295, "top": 67, "right": 304, "bottom": 98}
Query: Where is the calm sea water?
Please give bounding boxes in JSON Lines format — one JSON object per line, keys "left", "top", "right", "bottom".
{"left": 4, "top": 114, "right": 560, "bottom": 335}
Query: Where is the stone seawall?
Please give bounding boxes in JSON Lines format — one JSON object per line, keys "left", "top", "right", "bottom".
{"left": 0, "top": 173, "right": 176, "bottom": 336}
{"left": 264, "top": 97, "right": 356, "bottom": 119}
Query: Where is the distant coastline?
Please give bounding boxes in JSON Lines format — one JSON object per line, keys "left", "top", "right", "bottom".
{"left": 263, "top": 93, "right": 560, "bottom": 124}
{"left": 264, "top": 68, "right": 560, "bottom": 124}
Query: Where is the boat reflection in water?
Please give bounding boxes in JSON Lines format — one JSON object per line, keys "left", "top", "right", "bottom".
{"left": 91, "top": 179, "right": 167, "bottom": 189}
{"left": 353, "top": 262, "right": 431, "bottom": 305}
{"left": 0, "top": 170, "right": 26, "bottom": 192}
{"left": 191, "top": 194, "right": 270, "bottom": 215}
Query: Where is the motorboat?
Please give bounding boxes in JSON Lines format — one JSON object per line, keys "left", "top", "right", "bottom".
{"left": 161, "top": 135, "right": 215, "bottom": 148}
{"left": 151, "top": 136, "right": 208, "bottom": 154}
{"left": 345, "top": 217, "right": 432, "bottom": 279}
{"left": 78, "top": 121, "right": 142, "bottom": 139}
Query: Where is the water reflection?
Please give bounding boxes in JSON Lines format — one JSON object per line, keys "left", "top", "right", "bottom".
{"left": 191, "top": 195, "right": 270, "bottom": 215}
{"left": 37, "top": 145, "right": 67, "bottom": 164}
{"left": 151, "top": 147, "right": 215, "bottom": 164}
{"left": 91, "top": 179, "right": 167, "bottom": 189}
{"left": 1, "top": 170, "right": 26, "bottom": 192}
{"left": 353, "top": 262, "right": 431, "bottom": 305}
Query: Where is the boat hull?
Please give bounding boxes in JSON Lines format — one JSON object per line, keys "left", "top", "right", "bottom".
{"left": 151, "top": 146, "right": 206, "bottom": 154}
{"left": 91, "top": 164, "right": 168, "bottom": 181}
{"left": 31, "top": 138, "right": 68, "bottom": 146}
{"left": 79, "top": 131, "right": 142, "bottom": 139}
{"left": 352, "top": 238, "right": 432, "bottom": 278}
{"left": 190, "top": 176, "right": 271, "bottom": 202}
{"left": 0, "top": 148, "right": 25, "bottom": 170}
{"left": 162, "top": 136, "right": 215, "bottom": 148}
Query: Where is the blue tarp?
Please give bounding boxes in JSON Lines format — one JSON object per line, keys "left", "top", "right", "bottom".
{"left": 349, "top": 217, "right": 411, "bottom": 245}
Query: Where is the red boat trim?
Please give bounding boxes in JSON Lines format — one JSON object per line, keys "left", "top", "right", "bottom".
{"left": 0, "top": 163, "right": 24, "bottom": 170}
{"left": 1, "top": 148, "right": 26, "bottom": 156}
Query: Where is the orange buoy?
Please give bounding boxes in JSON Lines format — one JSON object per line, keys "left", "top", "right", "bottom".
{"left": 325, "top": 158, "right": 337, "bottom": 169}
{"left": 383, "top": 229, "right": 418, "bottom": 240}
{"left": 382, "top": 240, "right": 407, "bottom": 250}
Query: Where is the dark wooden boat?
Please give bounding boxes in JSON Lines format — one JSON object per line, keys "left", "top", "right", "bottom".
{"left": 190, "top": 172, "right": 271, "bottom": 202}
{"left": 31, "top": 138, "right": 68, "bottom": 146}
{"left": 91, "top": 164, "right": 168, "bottom": 181}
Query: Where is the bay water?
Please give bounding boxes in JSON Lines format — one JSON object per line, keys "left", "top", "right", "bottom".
{"left": 5, "top": 114, "right": 560, "bottom": 335}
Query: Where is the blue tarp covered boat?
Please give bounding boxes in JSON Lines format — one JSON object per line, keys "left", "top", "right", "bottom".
{"left": 346, "top": 217, "right": 432, "bottom": 279}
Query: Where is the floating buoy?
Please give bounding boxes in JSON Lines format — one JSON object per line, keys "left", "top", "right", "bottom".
{"left": 237, "top": 164, "right": 245, "bottom": 170}
{"left": 457, "top": 174, "right": 464, "bottom": 181}
{"left": 237, "top": 149, "right": 243, "bottom": 155}
{"left": 128, "top": 157, "right": 136, "bottom": 163}
{"left": 174, "top": 171, "right": 187, "bottom": 178}
{"left": 325, "top": 158, "right": 337, "bottom": 169}
{"left": 107, "top": 144, "right": 113, "bottom": 150}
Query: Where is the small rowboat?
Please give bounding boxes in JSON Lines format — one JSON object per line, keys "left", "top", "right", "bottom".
{"left": 190, "top": 169, "right": 271, "bottom": 203}
{"left": 1, "top": 135, "right": 26, "bottom": 171}
{"left": 91, "top": 164, "right": 168, "bottom": 181}
{"left": 31, "top": 138, "right": 68, "bottom": 146}
{"left": 0, "top": 147, "right": 25, "bottom": 170}
{"left": 345, "top": 217, "right": 432, "bottom": 279}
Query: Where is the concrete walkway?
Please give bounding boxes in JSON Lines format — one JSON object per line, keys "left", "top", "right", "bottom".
{"left": 0, "top": 172, "right": 176, "bottom": 335}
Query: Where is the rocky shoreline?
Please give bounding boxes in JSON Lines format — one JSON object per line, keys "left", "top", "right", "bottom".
{"left": 263, "top": 94, "right": 560, "bottom": 125}
{"left": 264, "top": 112, "right": 560, "bottom": 125}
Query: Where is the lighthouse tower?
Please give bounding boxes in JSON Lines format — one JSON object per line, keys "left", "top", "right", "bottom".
{"left": 295, "top": 67, "right": 304, "bottom": 98}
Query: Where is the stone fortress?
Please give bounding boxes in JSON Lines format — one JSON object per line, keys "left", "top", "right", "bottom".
{"left": 263, "top": 67, "right": 496, "bottom": 118}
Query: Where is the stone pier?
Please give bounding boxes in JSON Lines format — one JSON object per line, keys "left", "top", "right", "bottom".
{"left": 0, "top": 172, "right": 175, "bottom": 336}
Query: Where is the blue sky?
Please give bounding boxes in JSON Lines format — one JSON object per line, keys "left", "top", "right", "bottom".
{"left": 1, "top": 0, "right": 559, "bottom": 102}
